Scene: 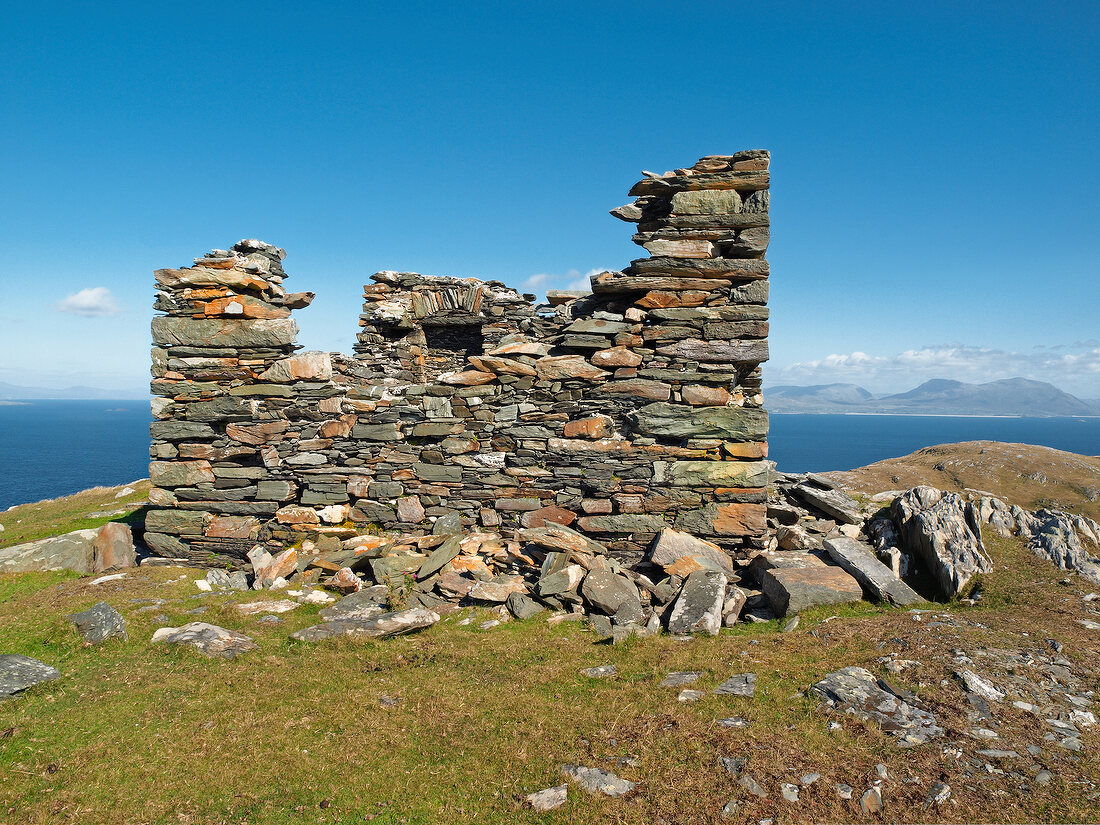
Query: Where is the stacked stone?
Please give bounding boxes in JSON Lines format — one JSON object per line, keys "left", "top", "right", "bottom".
{"left": 596, "top": 150, "right": 772, "bottom": 550}
{"left": 147, "top": 240, "right": 326, "bottom": 566}
{"left": 146, "top": 152, "right": 771, "bottom": 570}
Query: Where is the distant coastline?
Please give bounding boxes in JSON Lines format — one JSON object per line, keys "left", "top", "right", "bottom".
{"left": 766, "top": 377, "right": 1099, "bottom": 418}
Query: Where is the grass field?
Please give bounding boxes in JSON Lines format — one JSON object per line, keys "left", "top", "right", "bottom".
{"left": 2, "top": 534, "right": 1099, "bottom": 825}
{"left": 0, "top": 482, "right": 150, "bottom": 551}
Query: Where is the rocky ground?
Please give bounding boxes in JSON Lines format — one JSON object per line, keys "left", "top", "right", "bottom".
{"left": 1, "top": 533, "right": 1099, "bottom": 824}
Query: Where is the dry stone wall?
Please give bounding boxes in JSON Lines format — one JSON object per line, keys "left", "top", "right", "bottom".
{"left": 146, "top": 152, "right": 772, "bottom": 568}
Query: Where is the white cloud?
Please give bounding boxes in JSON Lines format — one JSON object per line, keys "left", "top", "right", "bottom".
{"left": 770, "top": 343, "right": 1100, "bottom": 396}
{"left": 55, "top": 287, "right": 121, "bottom": 318}
{"left": 521, "top": 267, "right": 607, "bottom": 299}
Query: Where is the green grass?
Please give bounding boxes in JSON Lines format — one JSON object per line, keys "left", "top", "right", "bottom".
{"left": 0, "top": 536, "right": 1098, "bottom": 824}
{"left": 0, "top": 481, "right": 151, "bottom": 550}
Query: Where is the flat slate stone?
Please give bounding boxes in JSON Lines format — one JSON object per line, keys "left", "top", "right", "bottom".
{"left": 761, "top": 564, "right": 863, "bottom": 617}
{"left": 793, "top": 483, "right": 862, "bottom": 525}
{"left": 290, "top": 608, "right": 440, "bottom": 641}
{"left": 648, "top": 527, "right": 734, "bottom": 574}
{"left": 152, "top": 317, "right": 298, "bottom": 348}
{"left": 663, "top": 461, "right": 768, "bottom": 489}
{"left": 632, "top": 402, "right": 767, "bottom": 441}
{"left": 416, "top": 534, "right": 462, "bottom": 581}
{"left": 0, "top": 655, "right": 61, "bottom": 697}
{"left": 668, "top": 569, "right": 726, "bottom": 636}
{"left": 822, "top": 537, "right": 923, "bottom": 606}
{"left": 67, "top": 602, "right": 128, "bottom": 644}
{"left": 151, "top": 622, "right": 258, "bottom": 659}
{"left": 714, "top": 673, "right": 756, "bottom": 697}
{"left": 659, "top": 671, "right": 702, "bottom": 688}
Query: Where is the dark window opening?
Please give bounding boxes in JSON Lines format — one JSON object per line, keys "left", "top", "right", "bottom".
{"left": 421, "top": 323, "right": 484, "bottom": 380}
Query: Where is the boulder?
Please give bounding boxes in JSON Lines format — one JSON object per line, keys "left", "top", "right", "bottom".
{"left": 92, "top": 522, "right": 135, "bottom": 572}
{"left": 667, "top": 570, "right": 727, "bottom": 635}
{"left": 151, "top": 623, "right": 258, "bottom": 659}
{"left": 759, "top": 555, "right": 863, "bottom": 616}
{"left": 67, "top": 602, "right": 128, "bottom": 644}
{"left": 581, "top": 565, "right": 644, "bottom": 623}
{"left": 647, "top": 528, "right": 734, "bottom": 574}
{"left": 0, "top": 654, "right": 61, "bottom": 697}
{"left": 290, "top": 608, "right": 440, "bottom": 641}
{"left": 822, "top": 538, "right": 922, "bottom": 606}
{"left": 0, "top": 529, "right": 96, "bottom": 574}
{"left": 0, "top": 522, "right": 135, "bottom": 576}
{"left": 891, "top": 487, "right": 991, "bottom": 598}
{"left": 1027, "top": 510, "right": 1100, "bottom": 585}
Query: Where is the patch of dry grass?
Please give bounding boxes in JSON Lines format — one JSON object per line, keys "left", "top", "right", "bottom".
{"left": 0, "top": 536, "right": 1098, "bottom": 824}
{"left": 823, "top": 441, "right": 1100, "bottom": 521}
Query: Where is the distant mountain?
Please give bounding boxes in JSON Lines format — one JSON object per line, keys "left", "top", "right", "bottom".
{"left": 766, "top": 378, "right": 1099, "bottom": 417}
{"left": 0, "top": 381, "right": 145, "bottom": 401}
{"left": 765, "top": 384, "right": 875, "bottom": 412}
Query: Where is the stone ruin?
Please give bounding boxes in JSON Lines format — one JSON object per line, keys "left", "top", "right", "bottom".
{"left": 145, "top": 151, "right": 772, "bottom": 572}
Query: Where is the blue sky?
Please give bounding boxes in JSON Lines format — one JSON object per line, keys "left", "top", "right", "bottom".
{"left": 1, "top": 1, "right": 1097, "bottom": 397}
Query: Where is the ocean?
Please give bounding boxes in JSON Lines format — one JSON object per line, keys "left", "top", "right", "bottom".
{"left": 0, "top": 402, "right": 1098, "bottom": 511}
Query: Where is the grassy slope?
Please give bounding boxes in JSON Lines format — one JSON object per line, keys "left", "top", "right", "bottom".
{"left": 0, "top": 481, "right": 151, "bottom": 550}
{"left": 823, "top": 441, "right": 1100, "bottom": 522}
{"left": 0, "top": 536, "right": 1099, "bottom": 825}
{"left": 2, "top": 450, "right": 1100, "bottom": 822}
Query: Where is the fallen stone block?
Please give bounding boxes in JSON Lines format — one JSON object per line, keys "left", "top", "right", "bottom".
{"left": 290, "top": 607, "right": 440, "bottom": 641}
{"left": 760, "top": 558, "right": 863, "bottom": 616}
{"left": 647, "top": 527, "right": 734, "bottom": 574}
{"left": 792, "top": 483, "right": 862, "bottom": 525}
{"left": 151, "top": 622, "right": 258, "bottom": 659}
{"left": 0, "top": 522, "right": 135, "bottom": 575}
{"left": 668, "top": 569, "right": 726, "bottom": 635}
{"left": 822, "top": 537, "right": 922, "bottom": 606}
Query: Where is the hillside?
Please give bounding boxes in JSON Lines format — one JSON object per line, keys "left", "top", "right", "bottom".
{"left": 2, "top": 453, "right": 1100, "bottom": 823}
{"left": 823, "top": 440, "right": 1100, "bottom": 521}
{"left": 767, "top": 378, "right": 1099, "bottom": 417}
